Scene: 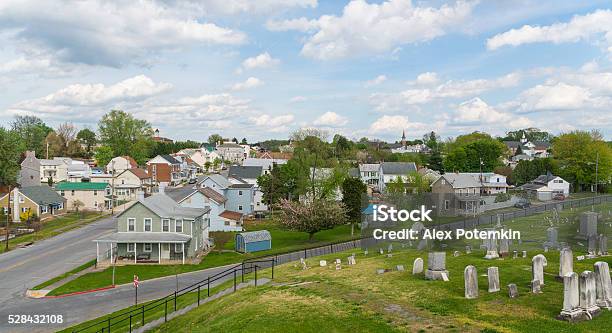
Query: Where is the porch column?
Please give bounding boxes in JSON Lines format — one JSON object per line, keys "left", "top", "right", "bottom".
{"left": 96, "top": 242, "right": 99, "bottom": 263}
{"left": 182, "top": 243, "right": 185, "bottom": 265}
{"left": 110, "top": 243, "right": 113, "bottom": 263}
{"left": 158, "top": 243, "right": 161, "bottom": 264}
{"left": 134, "top": 243, "right": 137, "bottom": 264}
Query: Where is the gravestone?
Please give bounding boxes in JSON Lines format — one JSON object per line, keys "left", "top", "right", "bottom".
{"left": 347, "top": 255, "right": 356, "bottom": 266}
{"left": 319, "top": 260, "right": 327, "bottom": 267}
{"left": 577, "top": 255, "right": 585, "bottom": 261}
{"left": 425, "top": 252, "right": 449, "bottom": 280}
{"left": 512, "top": 250, "right": 518, "bottom": 259}
{"left": 484, "top": 235, "right": 499, "bottom": 259}
{"left": 300, "top": 258, "right": 308, "bottom": 270}
{"left": 465, "top": 245, "right": 472, "bottom": 254}
{"left": 335, "top": 262, "right": 341, "bottom": 270}
{"left": 464, "top": 265, "right": 479, "bottom": 299}
{"left": 441, "top": 272, "right": 450, "bottom": 281}
{"left": 522, "top": 250, "right": 527, "bottom": 258}
{"left": 544, "top": 227, "right": 558, "bottom": 249}
{"left": 412, "top": 257, "right": 424, "bottom": 274}
{"left": 588, "top": 235, "right": 597, "bottom": 255}
{"left": 531, "top": 279, "right": 542, "bottom": 293}
{"left": 508, "top": 283, "right": 519, "bottom": 298}
{"left": 579, "top": 271, "right": 601, "bottom": 317}
{"left": 379, "top": 248, "right": 384, "bottom": 255}
{"left": 364, "top": 249, "right": 368, "bottom": 256}
{"left": 388, "top": 244, "right": 393, "bottom": 253}
{"left": 578, "top": 212, "right": 598, "bottom": 239}
{"left": 532, "top": 254, "right": 548, "bottom": 286}
{"left": 488, "top": 267, "right": 500, "bottom": 293}
{"left": 335, "top": 258, "right": 341, "bottom": 264}
{"left": 559, "top": 248, "right": 573, "bottom": 278}
{"left": 544, "top": 246, "right": 549, "bottom": 253}
{"left": 376, "top": 269, "right": 385, "bottom": 275}
{"left": 453, "top": 251, "right": 460, "bottom": 257}
{"left": 499, "top": 238, "right": 510, "bottom": 257}
{"left": 558, "top": 272, "right": 582, "bottom": 321}
{"left": 593, "top": 261, "right": 612, "bottom": 310}
{"left": 417, "top": 239, "right": 428, "bottom": 251}
{"left": 387, "top": 253, "right": 393, "bottom": 258}
{"left": 396, "top": 265, "right": 405, "bottom": 272}
{"left": 598, "top": 234, "right": 608, "bottom": 255}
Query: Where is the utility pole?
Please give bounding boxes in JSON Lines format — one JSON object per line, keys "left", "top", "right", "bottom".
{"left": 46, "top": 141, "right": 49, "bottom": 159}
{"left": 4, "top": 185, "right": 10, "bottom": 251}
{"left": 595, "top": 151, "right": 599, "bottom": 197}
{"left": 110, "top": 160, "right": 115, "bottom": 214}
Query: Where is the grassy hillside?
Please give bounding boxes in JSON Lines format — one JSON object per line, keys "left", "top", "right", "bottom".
{"left": 151, "top": 247, "right": 611, "bottom": 333}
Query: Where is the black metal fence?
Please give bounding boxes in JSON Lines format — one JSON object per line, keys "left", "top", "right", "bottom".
{"left": 73, "top": 258, "right": 275, "bottom": 333}
{"left": 435, "top": 195, "right": 611, "bottom": 232}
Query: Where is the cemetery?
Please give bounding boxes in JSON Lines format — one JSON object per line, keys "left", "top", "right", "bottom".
{"left": 149, "top": 203, "right": 612, "bottom": 333}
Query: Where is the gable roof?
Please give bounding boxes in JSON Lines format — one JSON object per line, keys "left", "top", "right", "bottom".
{"left": 437, "top": 173, "right": 481, "bottom": 188}
{"left": 238, "top": 230, "right": 271, "bottom": 242}
{"left": 128, "top": 168, "right": 150, "bottom": 179}
{"left": 20, "top": 186, "right": 65, "bottom": 205}
{"left": 199, "top": 187, "right": 227, "bottom": 204}
{"left": 228, "top": 165, "right": 263, "bottom": 179}
{"left": 380, "top": 162, "right": 417, "bottom": 175}
{"left": 229, "top": 183, "right": 254, "bottom": 189}
{"left": 359, "top": 163, "right": 379, "bottom": 172}
{"left": 533, "top": 172, "right": 561, "bottom": 184}
{"left": 165, "top": 186, "right": 198, "bottom": 203}
{"left": 121, "top": 156, "right": 138, "bottom": 168}
{"left": 119, "top": 193, "right": 209, "bottom": 219}
{"left": 503, "top": 141, "right": 520, "bottom": 148}
{"left": 55, "top": 182, "right": 110, "bottom": 191}
{"left": 160, "top": 154, "right": 181, "bottom": 164}
{"left": 219, "top": 210, "right": 243, "bottom": 221}
{"left": 200, "top": 174, "right": 232, "bottom": 189}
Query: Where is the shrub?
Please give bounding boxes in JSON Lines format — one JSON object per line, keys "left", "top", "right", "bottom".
{"left": 494, "top": 192, "right": 511, "bottom": 203}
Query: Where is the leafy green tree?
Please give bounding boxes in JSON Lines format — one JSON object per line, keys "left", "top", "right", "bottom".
{"left": 11, "top": 116, "right": 52, "bottom": 158}
{"left": 241, "top": 138, "right": 248, "bottom": 144}
{"left": 77, "top": 128, "right": 97, "bottom": 156}
{"left": 212, "top": 158, "right": 221, "bottom": 170}
{"left": 444, "top": 132, "right": 505, "bottom": 172}
{"left": 387, "top": 176, "right": 406, "bottom": 194}
{"left": 406, "top": 171, "right": 431, "bottom": 194}
{"left": 277, "top": 198, "right": 346, "bottom": 241}
{"left": 0, "top": 127, "right": 23, "bottom": 187}
{"left": 341, "top": 177, "right": 367, "bottom": 235}
{"left": 94, "top": 146, "right": 114, "bottom": 168}
{"left": 552, "top": 130, "right": 611, "bottom": 192}
{"left": 503, "top": 128, "right": 553, "bottom": 143}
{"left": 204, "top": 161, "right": 211, "bottom": 173}
{"left": 208, "top": 134, "right": 223, "bottom": 145}
{"left": 511, "top": 158, "right": 558, "bottom": 185}
{"left": 98, "top": 110, "right": 153, "bottom": 158}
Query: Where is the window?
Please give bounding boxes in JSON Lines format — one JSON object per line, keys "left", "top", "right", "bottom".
{"left": 60, "top": 190, "right": 65, "bottom": 196}
{"left": 71, "top": 190, "right": 75, "bottom": 195}
{"left": 144, "top": 243, "right": 152, "bottom": 252}
{"left": 3, "top": 207, "right": 8, "bottom": 214}
{"left": 58, "top": 203, "right": 63, "bottom": 210}
{"left": 40, "top": 206, "right": 48, "bottom": 214}
{"left": 238, "top": 190, "right": 243, "bottom": 195}
{"left": 175, "top": 220, "right": 183, "bottom": 233}
{"left": 127, "top": 243, "right": 135, "bottom": 252}
{"left": 238, "top": 205, "right": 243, "bottom": 211}
{"left": 162, "top": 219, "right": 170, "bottom": 232}
{"left": 441, "top": 179, "right": 446, "bottom": 185}
{"left": 21, "top": 207, "right": 28, "bottom": 213}
{"left": 127, "top": 218, "right": 135, "bottom": 231}
{"left": 224, "top": 221, "right": 230, "bottom": 226}
{"left": 175, "top": 243, "right": 183, "bottom": 252}
{"left": 19, "top": 195, "right": 24, "bottom": 203}
{"left": 94, "top": 190, "right": 97, "bottom": 196}
{"left": 144, "top": 218, "right": 152, "bottom": 232}
{"left": 444, "top": 200, "right": 449, "bottom": 210}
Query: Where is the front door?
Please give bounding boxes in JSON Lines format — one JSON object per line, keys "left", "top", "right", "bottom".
{"left": 161, "top": 243, "right": 170, "bottom": 259}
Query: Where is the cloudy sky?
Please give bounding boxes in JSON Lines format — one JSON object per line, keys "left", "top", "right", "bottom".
{"left": 1, "top": 0, "right": 611, "bottom": 142}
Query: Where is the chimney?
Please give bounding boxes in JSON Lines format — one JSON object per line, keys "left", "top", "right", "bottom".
{"left": 136, "top": 190, "right": 145, "bottom": 202}
{"left": 12, "top": 188, "right": 20, "bottom": 223}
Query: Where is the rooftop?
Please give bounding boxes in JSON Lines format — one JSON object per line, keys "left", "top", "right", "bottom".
{"left": 55, "top": 182, "right": 110, "bottom": 191}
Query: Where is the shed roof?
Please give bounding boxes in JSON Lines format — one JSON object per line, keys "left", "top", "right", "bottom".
{"left": 238, "top": 230, "right": 271, "bottom": 242}
{"left": 219, "top": 210, "right": 243, "bottom": 221}
{"left": 199, "top": 187, "right": 227, "bottom": 204}
{"left": 94, "top": 232, "right": 191, "bottom": 243}
{"left": 380, "top": 162, "right": 417, "bottom": 175}
{"left": 228, "top": 165, "right": 263, "bottom": 179}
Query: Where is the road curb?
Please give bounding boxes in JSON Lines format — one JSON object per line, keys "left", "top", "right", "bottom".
{"left": 42, "top": 285, "right": 116, "bottom": 298}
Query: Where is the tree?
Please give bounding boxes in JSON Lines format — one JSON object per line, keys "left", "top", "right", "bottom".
{"left": 98, "top": 110, "right": 153, "bottom": 158}
{"left": 444, "top": 132, "right": 505, "bottom": 172}
{"left": 386, "top": 176, "right": 406, "bottom": 194}
{"left": 212, "top": 158, "right": 221, "bottom": 170}
{"left": 204, "top": 161, "right": 211, "bottom": 173}
{"left": 504, "top": 128, "right": 553, "bottom": 143}
{"left": 552, "top": 130, "right": 611, "bottom": 192}
{"left": 240, "top": 138, "right": 248, "bottom": 144}
{"left": 45, "top": 132, "right": 65, "bottom": 157}
{"left": 231, "top": 137, "right": 238, "bottom": 143}
{"left": 341, "top": 177, "right": 367, "bottom": 236}
{"left": 0, "top": 127, "right": 23, "bottom": 187}
{"left": 211, "top": 232, "right": 232, "bottom": 253}
{"left": 277, "top": 199, "right": 346, "bottom": 241}
{"left": 77, "top": 128, "right": 97, "bottom": 156}
{"left": 208, "top": 134, "right": 223, "bottom": 145}
{"left": 11, "top": 116, "right": 52, "bottom": 158}
{"left": 94, "top": 146, "right": 114, "bottom": 168}
{"left": 511, "top": 158, "right": 558, "bottom": 186}
{"left": 406, "top": 171, "right": 431, "bottom": 194}
{"left": 72, "top": 199, "right": 84, "bottom": 215}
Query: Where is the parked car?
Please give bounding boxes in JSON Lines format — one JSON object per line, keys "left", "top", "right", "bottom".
{"left": 514, "top": 200, "right": 531, "bottom": 209}
{"left": 188, "top": 178, "right": 197, "bottom": 184}
{"left": 553, "top": 193, "right": 566, "bottom": 201}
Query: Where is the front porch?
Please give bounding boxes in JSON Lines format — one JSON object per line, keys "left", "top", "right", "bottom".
{"left": 94, "top": 232, "right": 192, "bottom": 265}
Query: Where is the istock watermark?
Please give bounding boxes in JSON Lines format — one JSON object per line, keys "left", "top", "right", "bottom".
{"left": 372, "top": 228, "right": 521, "bottom": 241}
{"left": 373, "top": 204, "right": 433, "bottom": 222}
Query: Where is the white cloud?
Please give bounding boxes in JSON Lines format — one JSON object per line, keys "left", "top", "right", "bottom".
{"left": 370, "top": 72, "right": 521, "bottom": 111}
{"left": 201, "top": 0, "right": 317, "bottom": 15}
{"left": 368, "top": 115, "right": 426, "bottom": 134}
{"left": 290, "top": 96, "right": 308, "bottom": 103}
{"left": 365, "top": 75, "right": 387, "bottom": 87}
{"left": 0, "top": 0, "right": 247, "bottom": 67}
{"left": 453, "top": 97, "right": 532, "bottom": 128}
{"left": 267, "top": 0, "right": 475, "bottom": 60}
{"left": 487, "top": 9, "right": 612, "bottom": 55}
{"left": 237, "top": 52, "right": 280, "bottom": 73}
{"left": 313, "top": 111, "right": 348, "bottom": 127}
{"left": 414, "top": 72, "right": 439, "bottom": 85}
{"left": 232, "top": 77, "right": 264, "bottom": 90}
{"left": 515, "top": 82, "right": 594, "bottom": 112}
{"left": 249, "top": 114, "right": 295, "bottom": 132}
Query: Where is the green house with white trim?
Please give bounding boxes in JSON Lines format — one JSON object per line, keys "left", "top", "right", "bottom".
{"left": 55, "top": 181, "right": 112, "bottom": 211}
{"left": 94, "top": 193, "right": 211, "bottom": 265}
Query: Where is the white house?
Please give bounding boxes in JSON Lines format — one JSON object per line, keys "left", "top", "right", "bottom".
{"left": 106, "top": 156, "right": 138, "bottom": 175}
{"left": 378, "top": 162, "right": 417, "bottom": 193}
{"left": 215, "top": 143, "right": 246, "bottom": 164}
{"left": 358, "top": 163, "right": 379, "bottom": 186}
{"left": 228, "top": 165, "right": 267, "bottom": 211}
{"left": 464, "top": 172, "right": 509, "bottom": 195}
{"left": 243, "top": 158, "right": 287, "bottom": 175}
{"left": 520, "top": 173, "right": 570, "bottom": 201}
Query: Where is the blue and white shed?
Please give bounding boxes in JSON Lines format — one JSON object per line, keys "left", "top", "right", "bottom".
{"left": 235, "top": 230, "right": 272, "bottom": 253}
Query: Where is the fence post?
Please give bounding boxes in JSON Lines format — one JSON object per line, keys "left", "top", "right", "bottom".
{"left": 174, "top": 291, "right": 177, "bottom": 311}
{"left": 207, "top": 276, "right": 210, "bottom": 297}
{"left": 241, "top": 262, "right": 245, "bottom": 283}
{"left": 164, "top": 299, "right": 167, "bottom": 322}
{"left": 330, "top": 244, "right": 333, "bottom": 253}
{"left": 197, "top": 285, "right": 201, "bottom": 306}
{"left": 304, "top": 248, "right": 307, "bottom": 259}
{"left": 141, "top": 305, "right": 145, "bottom": 327}
{"left": 129, "top": 315, "right": 132, "bottom": 333}
{"left": 234, "top": 270, "right": 237, "bottom": 291}
{"left": 271, "top": 259, "right": 274, "bottom": 279}
{"left": 254, "top": 265, "right": 258, "bottom": 287}
{"left": 107, "top": 317, "right": 111, "bottom": 333}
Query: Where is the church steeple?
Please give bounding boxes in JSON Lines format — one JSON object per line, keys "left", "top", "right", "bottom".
{"left": 401, "top": 130, "right": 407, "bottom": 147}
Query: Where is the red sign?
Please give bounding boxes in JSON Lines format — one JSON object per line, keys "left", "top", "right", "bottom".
{"left": 133, "top": 275, "right": 139, "bottom": 288}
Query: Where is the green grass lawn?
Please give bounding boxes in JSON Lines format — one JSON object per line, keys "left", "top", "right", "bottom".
{"left": 149, "top": 246, "right": 612, "bottom": 333}
{"left": 0, "top": 211, "right": 106, "bottom": 254}
{"left": 48, "top": 221, "right": 357, "bottom": 296}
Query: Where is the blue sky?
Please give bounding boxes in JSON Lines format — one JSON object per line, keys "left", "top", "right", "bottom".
{"left": 1, "top": 0, "right": 611, "bottom": 143}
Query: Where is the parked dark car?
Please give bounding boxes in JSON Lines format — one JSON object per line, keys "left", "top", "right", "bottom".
{"left": 514, "top": 200, "right": 531, "bottom": 209}
{"left": 553, "top": 193, "right": 566, "bottom": 201}
{"left": 188, "top": 178, "right": 197, "bottom": 184}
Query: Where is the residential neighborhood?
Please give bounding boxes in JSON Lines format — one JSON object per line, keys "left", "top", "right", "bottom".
{"left": 0, "top": 1, "right": 611, "bottom": 333}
